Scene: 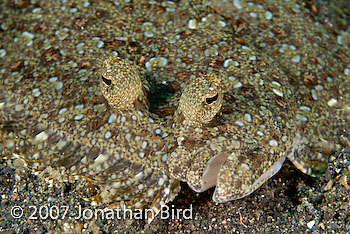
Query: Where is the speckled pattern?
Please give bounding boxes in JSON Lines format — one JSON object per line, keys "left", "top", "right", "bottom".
{"left": 0, "top": 0, "right": 349, "bottom": 232}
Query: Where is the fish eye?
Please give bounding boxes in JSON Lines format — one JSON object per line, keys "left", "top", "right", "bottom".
{"left": 101, "top": 76, "right": 112, "bottom": 86}
{"left": 205, "top": 93, "right": 219, "bottom": 105}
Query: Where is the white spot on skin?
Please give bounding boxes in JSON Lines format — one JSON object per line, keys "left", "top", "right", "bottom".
{"left": 265, "top": 11, "right": 273, "bottom": 20}
{"left": 327, "top": 98, "right": 338, "bottom": 107}
{"left": 241, "top": 163, "right": 250, "bottom": 170}
{"left": 148, "top": 118, "right": 154, "bottom": 123}
{"left": 0, "top": 49, "right": 6, "bottom": 57}
{"left": 94, "top": 154, "right": 109, "bottom": 164}
{"left": 311, "top": 89, "right": 318, "bottom": 100}
{"left": 344, "top": 68, "right": 350, "bottom": 76}
{"left": 291, "top": 54, "right": 301, "bottom": 63}
{"left": 155, "top": 129, "right": 161, "bottom": 134}
{"left": 296, "top": 113, "right": 308, "bottom": 122}
{"left": 132, "top": 115, "right": 137, "bottom": 120}
{"left": 22, "top": 31, "right": 34, "bottom": 39}
{"left": 223, "top": 59, "right": 233, "bottom": 68}
{"left": 234, "top": 121, "right": 245, "bottom": 126}
{"left": 121, "top": 116, "right": 126, "bottom": 123}
{"left": 139, "top": 152, "right": 145, "bottom": 158}
{"left": 233, "top": 0, "right": 243, "bottom": 9}
{"left": 299, "top": 106, "right": 311, "bottom": 111}
{"left": 147, "top": 189, "right": 154, "bottom": 197}
{"left": 162, "top": 154, "right": 167, "bottom": 162}
{"left": 97, "top": 40, "right": 104, "bottom": 48}
{"left": 234, "top": 82, "right": 242, "bottom": 88}
{"left": 269, "top": 139, "right": 278, "bottom": 147}
{"left": 244, "top": 113, "right": 252, "bottom": 122}
{"left": 307, "top": 220, "right": 316, "bottom": 229}
{"left": 56, "top": 81, "right": 63, "bottom": 90}
{"left": 112, "top": 182, "right": 121, "bottom": 188}
{"left": 104, "top": 131, "right": 111, "bottom": 139}
{"left": 34, "top": 131, "right": 49, "bottom": 142}
{"left": 272, "top": 88, "right": 284, "bottom": 97}
{"left": 137, "top": 110, "right": 144, "bottom": 117}
{"left": 188, "top": 19, "right": 197, "bottom": 29}
{"left": 74, "top": 104, "right": 84, "bottom": 109}
{"left": 142, "top": 141, "right": 148, "bottom": 149}
{"left": 125, "top": 133, "right": 131, "bottom": 141}
{"left": 158, "top": 178, "right": 165, "bottom": 186}
{"left": 32, "top": 88, "right": 40, "bottom": 97}
{"left": 108, "top": 114, "right": 117, "bottom": 123}
{"left": 249, "top": 55, "right": 256, "bottom": 60}
{"left": 257, "top": 131, "right": 264, "bottom": 136}
{"left": 134, "top": 172, "right": 143, "bottom": 181}
{"left": 15, "top": 104, "right": 24, "bottom": 112}
{"left": 217, "top": 20, "right": 226, "bottom": 27}
{"left": 74, "top": 114, "right": 84, "bottom": 120}
{"left": 48, "top": 77, "right": 57, "bottom": 82}
{"left": 249, "top": 12, "right": 257, "bottom": 18}
{"left": 271, "top": 81, "right": 281, "bottom": 87}
{"left": 162, "top": 132, "right": 168, "bottom": 138}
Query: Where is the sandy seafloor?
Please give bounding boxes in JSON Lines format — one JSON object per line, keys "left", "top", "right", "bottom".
{"left": 1, "top": 0, "right": 350, "bottom": 233}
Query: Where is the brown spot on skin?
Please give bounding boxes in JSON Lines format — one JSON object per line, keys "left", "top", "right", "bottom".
{"left": 180, "top": 30, "right": 192, "bottom": 38}
{"left": 63, "top": 84, "right": 73, "bottom": 95}
{"left": 14, "top": 0, "right": 30, "bottom": 8}
{"left": 154, "top": 5, "right": 165, "bottom": 14}
{"left": 104, "top": 38, "right": 116, "bottom": 48}
{"left": 112, "top": 131, "right": 119, "bottom": 140}
{"left": 231, "top": 18, "right": 247, "bottom": 33}
{"left": 271, "top": 27, "right": 287, "bottom": 39}
{"left": 154, "top": 106, "right": 176, "bottom": 118}
{"left": 234, "top": 37, "right": 248, "bottom": 45}
{"left": 210, "top": 58, "right": 224, "bottom": 68}
{"left": 73, "top": 18, "right": 88, "bottom": 30}
{"left": 43, "top": 48, "right": 61, "bottom": 63}
{"left": 177, "top": 72, "right": 188, "bottom": 80}
{"left": 127, "top": 41, "right": 141, "bottom": 54}
{"left": 95, "top": 10, "right": 108, "bottom": 18}
{"left": 274, "top": 95, "right": 287, "bottom": 108}
{"left": 303, "top": 72, "right": 318, "bottom": 85}
{"left": 181, "top": 57, "right": 191, "bottom": 64}
{"left": 10, "top": 61, "right": 24, "bottom": 72}
{"left": 309, "top": 57, "right": 317, "bottom": 64}
{"left": 90, "top": 117, "right": 102, "bottom": 130}
{"left": 34, "top": 23, "right": 47, "bottom": 33}
{"left": 45, "top": 100, "right": 54, "bottom": 110}
{"left": 159, "top": 46, "right": 169, "bottom": 54}
{"left": 219, "top": 45, "right": 229, "bottom": 53}
{"left": 240, "top": 85, "right": 254, "bottom": 97}
{"left": 123, "top": 5, "right": 133, "bottom": 13}
{"left": 264, "top": 37, "right": 276, "bottom": 45}
{"left": 80, "top": 61, "right": 91, "bottom": 68}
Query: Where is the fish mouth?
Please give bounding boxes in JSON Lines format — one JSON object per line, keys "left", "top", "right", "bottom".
{"left": 187, "top": 152, "right": 229, "bottom": 193}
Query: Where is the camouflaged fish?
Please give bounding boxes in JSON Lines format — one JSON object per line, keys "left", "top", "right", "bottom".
{"left": 0, "top": 0, "right": 349, "bottom": 221}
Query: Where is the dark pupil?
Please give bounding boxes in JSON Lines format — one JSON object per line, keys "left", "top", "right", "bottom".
{"left": 102, "top": 76, "right": 112, "bottom": 86}
{"left": 206, "top": 93, "right": 218, "bottom": 104}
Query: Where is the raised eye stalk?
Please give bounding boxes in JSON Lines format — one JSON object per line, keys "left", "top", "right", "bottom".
{"left": 177, "top": 73, "right": 223, "bottom": 126}
{"left": 100, "top": 55, "right": 145, "bottom": 111}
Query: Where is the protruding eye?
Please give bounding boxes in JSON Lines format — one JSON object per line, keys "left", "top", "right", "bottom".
{"left": 205, "top": 93, "right": 219, "bottom": 105}
{"left": 101, "top": 76, "right": 112, "bottom": 86}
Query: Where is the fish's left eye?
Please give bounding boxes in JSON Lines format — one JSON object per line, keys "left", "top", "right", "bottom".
{"left": 101, "top": 76, "right": 112, "bottom": 86}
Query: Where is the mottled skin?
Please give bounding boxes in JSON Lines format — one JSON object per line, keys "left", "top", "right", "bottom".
{"left": 0, "top": 0, "right": 349, "bottom": 224}
{"left": 0, "top": 53, "right": 180, "bottom": 218}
